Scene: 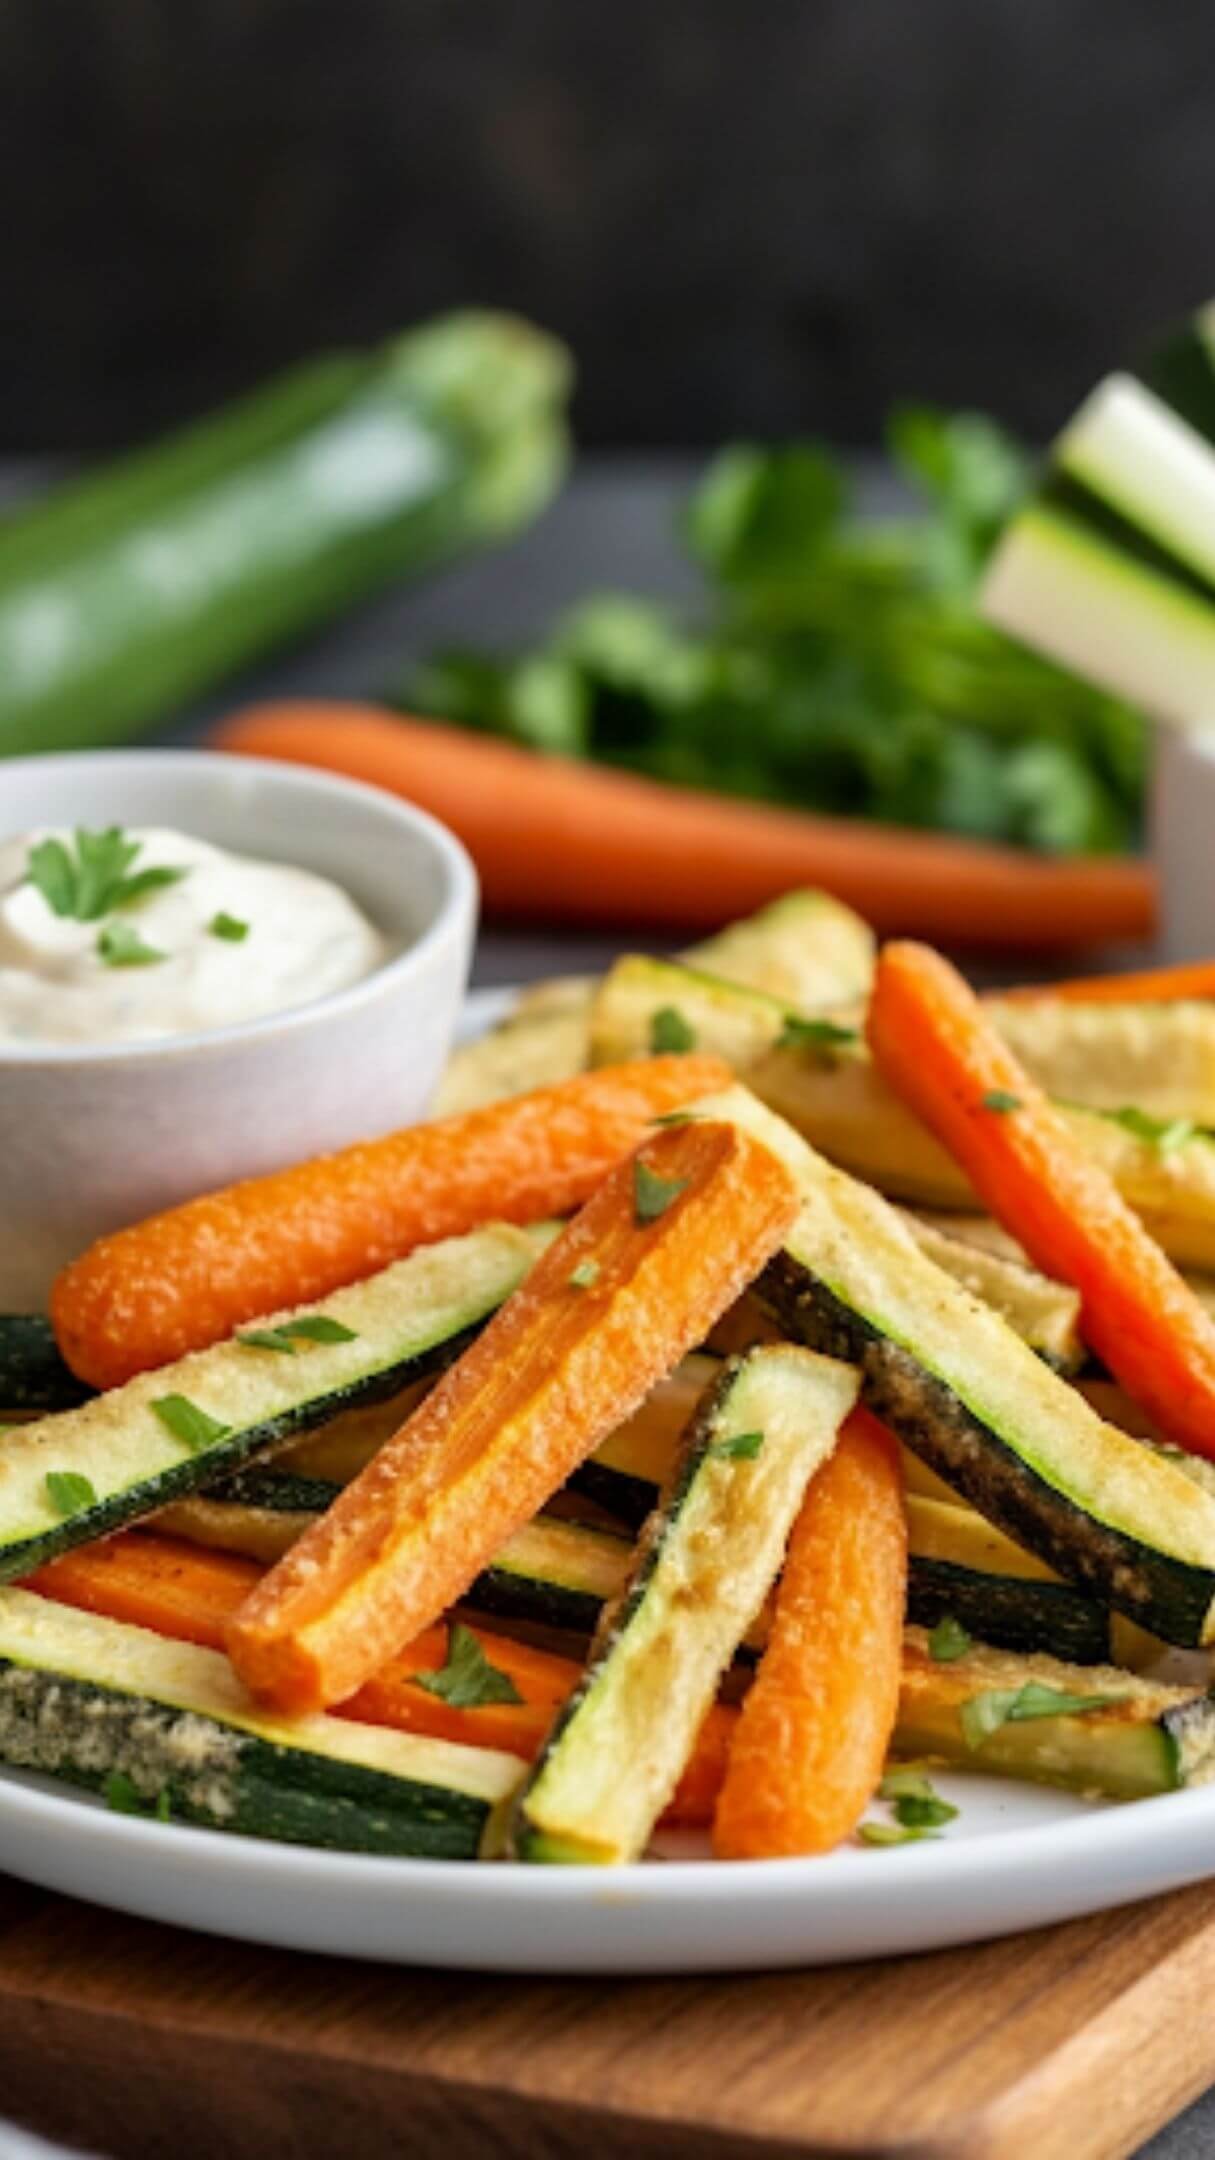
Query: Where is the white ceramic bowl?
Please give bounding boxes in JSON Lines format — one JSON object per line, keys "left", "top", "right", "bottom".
{"left": 1154, "top": 726, "right": 1215, "bottom": 964}
{"left": 0, "top": 750, "right": 477, "bottom": 1311}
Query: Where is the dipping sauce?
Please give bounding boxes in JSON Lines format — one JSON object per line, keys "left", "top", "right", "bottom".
{"left": 0, "top": 826, "right": 388, "bottom": 1045}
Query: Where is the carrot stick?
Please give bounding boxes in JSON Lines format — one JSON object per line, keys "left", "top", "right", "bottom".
{"left": 227, "top": 1118, "right": 800, "bottom": 1714}
{"left": 999, "top": 960, "right": 1215, "bottom": 1005}
{"left": 869, "top": 941, "right": 1215, "bottom": 1461}
{"left": 213, "top": 703, "right": 1155, "bottom": 949}
{"left": 51, "top": 1054, "right": 730, "bottom": 1390}
{"left": 24, "top": 1529, "right": 735, "bottom": 1824}
{"left": 712, "top": 1407, "right": 906, "bottom": 1859}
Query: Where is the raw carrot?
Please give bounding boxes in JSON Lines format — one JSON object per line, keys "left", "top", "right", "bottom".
{"left": 25, "top": 1529, "right": 734, "bottom": 1823}
{"left": 227, "top": 1117, "right": 800, "bottom": 1714}
{"left": 869, "top": 941, "right": 1215, "bottom": 1462}
{"left": 51, "top": 1054, "right": 730, "bottom": 1390}
{"left": 999, "top": 959, "right": 1215, "bottom": 1005}
{"left": 712, "top": 1407, "right": 906, "bottom": 1859}
{"left": 214, "top": 703, "right": 1155, "bottom": 949}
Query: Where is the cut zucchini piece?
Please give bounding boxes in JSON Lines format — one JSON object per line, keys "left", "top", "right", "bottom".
{"left": 591, "top": 956, "right": 1215, "bottom": 1267}
{"left": 509, "top": 1344, "right": 859, "bottom": 1864}
{"left": 985, "top": 997, "right": 1215, "bottom": 1125}
{"left": 0, "top": 1223, "right": 555, "bottom": 1578}
{"left": 897, "top": 1626, "right": 1215, "bottom": 1799}
{"left": 0, "top": 1588, "right": 522, "bottom": 1854}
{"left": 684, "top": 889, "right": 875, "bottom": 1008}
{"left": 0, "top": 1317, "right": 93, "bottom": 1415}
{"left": 905, "top": 1494, "right": 1110, "bottom": 1664}
{"left": 900, "top": 1214, "right": 1082, "bottom": 1374}
{"left": 689, "top": 1085, "right": 1215, "bottom": 1648}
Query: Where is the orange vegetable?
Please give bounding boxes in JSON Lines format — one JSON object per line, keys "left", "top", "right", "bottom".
{"left": 51, "top": 1054, "right": 730, "bottom": 1390}
{"left": 214, "top": 702, "right": 1155, "bottom": 948}
{"left": 712, "top": 1408, "right": 906, "bottom": 1859}
{"left": 25, "top": 1529, "right": 733, "bottom": 1824}
{"left": 999, "top": 959, "right": 1215, "bottom": 1005}
{"left": 227, "top": 1118, "right": 800, "bottom": 1714}
{"left": 869, "top": 941, "right": 1215, "bottom": 1462}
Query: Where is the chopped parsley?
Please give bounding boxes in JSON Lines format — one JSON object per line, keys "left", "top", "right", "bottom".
{"left": 980, "top": 1089, "right": 1022, "bottom": 1114}
{"left": 150, "top": 1394, "right": 233, "bottom": 1453}
{"left": 649, "top": 1005, "right": 697, "bottom": 1054}
{"left": 878, "top": 1769, "right": 958, "bottom": 1830}
{"left": 104, "top": 1771, "right": 173, "bottom": 1822}
{"left": 777, "top": 1014, "right": 859, "bottom": 1052}
{"left": 44, "top": 1469, "right": 97, "bottom": 1518}
{"left": 927, "top": 1614, "right": 972, "bottom": 1662}
{"left": 209, "top": 911, "right": 250, "bottom": 943}
{"left": 1107, "top": 1105, "right": 1200, "bottom": 1155}
{"left": 568, "top": 1259, "right": 602, "bottom": 1290}
{"left": 633, "top": 1158, "right": 690, "bottom": 1224}
{"left": 710, "top": 1429, "right": 765, "bottom": 1462}
{"left": 857, "top": 1821, "right": 937, "bottom": 1847}
{"left": 959, "top": 1679, "right": 1122, "bottom": 1752}
{"left": 97, "top": 922, "right": 166, "bottom": 968}
{"left": 413, "top": 1623, "right": 524, "bottom": 1709}
{"left": 236, "top": 1315, "right": 358, "bottom": 1354}
{"left": 26, "top": 827, "right": 186, "bottom": 922}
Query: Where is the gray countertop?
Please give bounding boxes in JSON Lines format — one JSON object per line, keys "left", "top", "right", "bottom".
{"left": 0, "top": 458, "right": 1205, "bottom": 2160}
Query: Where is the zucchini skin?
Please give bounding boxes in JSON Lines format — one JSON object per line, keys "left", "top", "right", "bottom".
{"left": 0, "top": 1660, "right": 497, "bottom": 1859}
{"left": 0, "top": 312, "right": 569, "bottom": 756}
{"left": 0, "top": 1318, "right": 93, "bottom": 1414}
{"left": 761, "top": 1251, "right": 1215, "bottom": 1649}
{"left": 907, "top": 1557, "right": 1109, "bottom": 1665}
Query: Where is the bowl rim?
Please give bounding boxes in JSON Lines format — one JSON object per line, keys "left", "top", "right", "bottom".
{"left": 0, "top": 747, "right": 478, "bottom": 1069}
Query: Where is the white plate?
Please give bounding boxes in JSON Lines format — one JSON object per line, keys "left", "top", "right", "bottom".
{"left": 2, "top": 985, "right": 1214, "bottom": 1973}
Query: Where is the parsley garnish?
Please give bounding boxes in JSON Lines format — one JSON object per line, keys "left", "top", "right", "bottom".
{"left": 650, "top": 1006, "right": 697, "bottom": 1054}
{"left": 97, "top": 922, "right": 166, "bottom": 968}
{"left": 960, "top": 1680, "right": 1122, "bottom": 1752}
{"left": 633, "top": 1158, "right": 690, "bottom": 1224}
{"left": 26, "top": 828, "right": 186, "bottom": 922}
{"left": 710, "top": 1429, "right": 765, "bottom": 1462}
{"left": 45, "top": 1469, "right": 97, "bottom": 1517}
{"left": 857, "top": 1821, "right": 937, "bottom": 1847}
{"left": 928, "top": 1614, "right": 972, "bottom": 1662}
{"left": 568, "top": 1260, "right": 601, "bottom": 1290}
{"left": 414, "top": 1624, "right": 524, "bottom": 1709}
{"left": 236, "top": 1315, "right": 358, "bottom": 1354}
{"left": 981, "top": 1090, "right": 1022, "bottom": 1114}
{"left": 104, "top": 1771, "right": 174, "bottom": 1822}
{"left": 650, "top": 1110, "right": 694, "bottom": 1128}
{"left": 209, "top": 912, "right": 250, "bottom": 943}
{"left": 1107, "top": 1105, "right": 1200, "bottom": 1155}
{"left": 151, "top": 1394, "right": 232, "bottom": 1453}
{"left": 878, "top": 1769, "right": 958, "bottom": 1830}
{"left": 777, "top": 1014, "right": 859, "bottom": 1052}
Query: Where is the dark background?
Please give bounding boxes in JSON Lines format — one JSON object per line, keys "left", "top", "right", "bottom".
{"left": 1, "top": 0, "right": 1211, "bottom": 456}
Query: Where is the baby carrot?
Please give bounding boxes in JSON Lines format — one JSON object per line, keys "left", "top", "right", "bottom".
{"left": 1000, "top": 959, "right": 1215, "bottom": 1004}
{"left": 214, "top": 702, "right": 1155, "bottom": 948}
{"left": 869, "top": 941, "right": 1215, "bottom": 1461}
{"left": 51, "top": 1055, "right": 731, "bottom": 1389}
{"left": 712, "top": 1408, "right": 906, "bottom": 1859}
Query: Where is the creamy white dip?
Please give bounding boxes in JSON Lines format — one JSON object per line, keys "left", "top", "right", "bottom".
{"left": 0, "top": 826, "right": 388, "bottom": 1045}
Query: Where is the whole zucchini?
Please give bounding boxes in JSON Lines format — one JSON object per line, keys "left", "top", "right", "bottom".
{"left": 0, "top": 312, "right": 570, "bottom": 754}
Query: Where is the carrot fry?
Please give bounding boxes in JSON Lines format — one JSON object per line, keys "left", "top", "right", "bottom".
{"left": 51, "top": 1054, "right": 730, "bottom": 1390}
{"left": 712, "top": 1408, "right": 906, "bottom": 1859}
{"left": 227, "top": 1118, "right": 800, "bottom": 1714}
{"left": 869, "top": 941, "right": 1215, "bottom": 1462}
{"left": 213, "top": 702, "right": 1155, "bottom": 949}
{"left": 1000, "top": 960, "right": 1215, "bottom": 1005}
{"left": 24, "top": 1530, "right": 734, "bottom": 1824}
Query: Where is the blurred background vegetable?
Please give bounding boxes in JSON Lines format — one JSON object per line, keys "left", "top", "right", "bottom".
{"left": 399, "top": 407, "right": 1145, "bottom": 856}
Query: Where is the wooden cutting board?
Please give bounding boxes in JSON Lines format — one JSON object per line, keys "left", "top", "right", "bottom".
{"left": 1, "top": 1872, "right": 1213, "bottom": 2159}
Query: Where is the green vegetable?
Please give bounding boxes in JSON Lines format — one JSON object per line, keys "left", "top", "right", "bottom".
{"left": 236, "top": 1315, "right": 359, "bottom": 1355}
{"left": 44, "top": 1471, "right": 97, "bottom": 1518}
{"left": 981, "top": 1090, "right": 1022, "bottom": 1114}
{"left": 633, "top": 1160, "right": 689, "bottom": 1224}
{"left": 0, "top": 312, "right": 570, "bottom": 758}
{"left": 928, "top": 1615, "right": 973, "bottom": 1662}
{"left": 857, "top": 1820, "right": 938, "bottom": 1847}
{"left": 959, "top": 1679, "right": 1125, "bottom": 1752}
{"left": 209, "top": 912, "right": 249, "bottom": 943}
{"left": 709, "top": 1429, "right": 765, "bottom": 1462}
{"left": 649, "top": 1005, "right": 697, "bottom": 1054}
{"left": 877, "top": 1768, "right": 958, "bottom": 1830}
{"left": 0, "top": 1317, "right": 93, "bottom": 1414}
{"left": 97, "top": 923, "right": 166, "bottom": 968}
{"left": 26, "top": 828, "right": 186, "bottom": 920}
{"left": 414, "top": 1624, "right": 524, "bottom": 1709}
{"left": 777, "top": 1015, "right": 860, "bottom": 1052}
{"left": 1107, "top": 1106, "right": 1201, "bottom": 1155}
{"left": 400, "top": 405, "right": 1144, "bottom": 853}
